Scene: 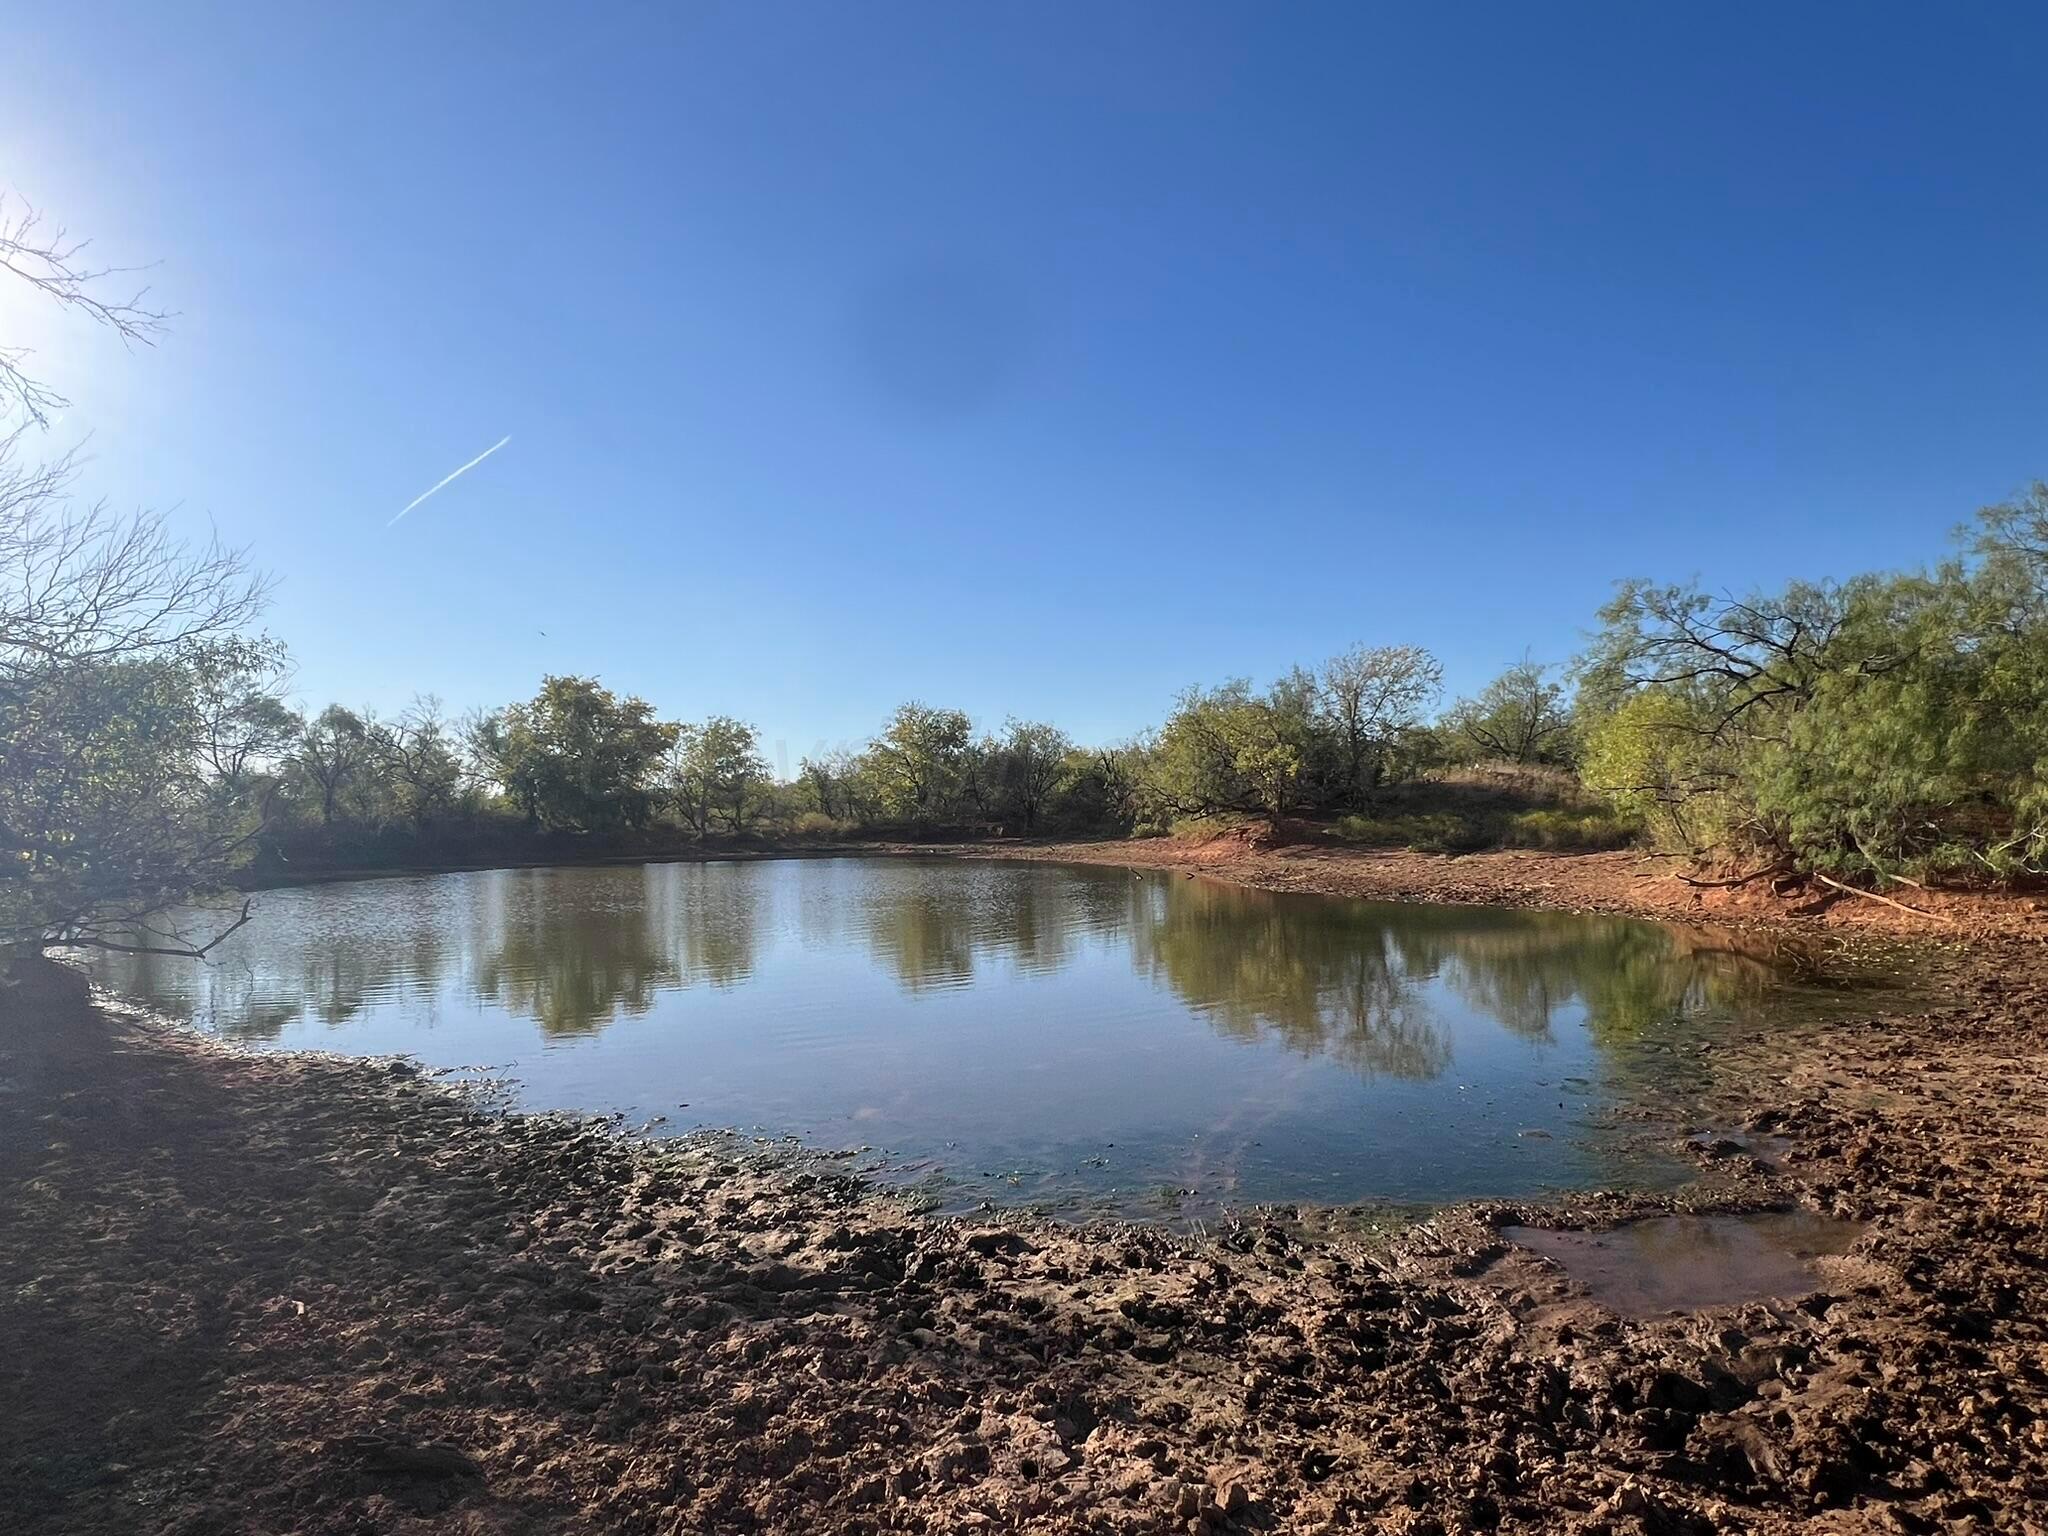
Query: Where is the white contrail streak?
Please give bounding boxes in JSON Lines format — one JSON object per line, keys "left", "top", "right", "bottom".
{"left": 387, "top": 435, "right": 512, "bottom": 526}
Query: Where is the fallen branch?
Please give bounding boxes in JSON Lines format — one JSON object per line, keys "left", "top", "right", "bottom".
{"left": 1813, "top": 873, "right": 1954, "bottom": 925}
{"left": 1674, "top": 865, "right": 1780, "bottom": 889}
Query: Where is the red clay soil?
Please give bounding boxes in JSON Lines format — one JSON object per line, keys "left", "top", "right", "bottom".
{"left": 4, "top": 849, "right": 2047, "bottom": 1534}
{"left": 988, "top": 832, "right": 2048, "bottom": 943}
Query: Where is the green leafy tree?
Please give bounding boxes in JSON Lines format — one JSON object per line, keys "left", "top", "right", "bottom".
{"left": 472, "top": 676, "right": 677, "bottom": 831}
{"left": 0, "top": 454, "right": 272, "bottom": 955}
{"left": 869, "top": 702, "right": 972, "bottom": 826}
{"left": 1144, "top": 680, "right": 1314, "bottom": 818}
{"left": 993, "top": 718, "right": 1071, "bottom": 832}
{"left": 667, "top": 715, "right": 771, "bottom": 834}
{"left": 290, "top": 704, "right": 380, "bottom": 826}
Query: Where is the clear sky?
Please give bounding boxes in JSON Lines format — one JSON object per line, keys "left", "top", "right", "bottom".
{"left": 7, "top": 4, "right": 2046, "bottom": 771}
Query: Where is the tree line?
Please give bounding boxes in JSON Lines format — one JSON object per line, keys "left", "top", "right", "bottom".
{"left": 238, "top": 642, "right": 1576, "bottom": 854}
{"left": 218, "top": 645, "right": 1565, "bottom": 859}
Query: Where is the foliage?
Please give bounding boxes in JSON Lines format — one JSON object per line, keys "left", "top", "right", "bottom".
{"left": 1442, "top": 659, "right": 1574, "bottom": 766}
{"left": 1143, "top": 680, "right": 1313, "bottom": 818}
{"left": 290, "top": 704, "right": 379, "bottom": 825}
{"left": 1578, "top": 486, "right": 2048, "bottom": 880}
{"left": 666, "top": 715, "right": 771, "bottom": 834}
{"left": 868, "top": 702, "right": 972, "bottom": 827}
{"left": 0, "top": 445, "right": 273, "bottom": 954}
{"left": 378, "top": 696, "right": 467, "bottom": 830}
{"left": 470, "top": 676, "right": 677, "bottom": 831}
{"left": 992, "top": 718, "right": 1071, "bottom": 832}
{"left": 1332, "top": 763, "right": 1637, "bottom": 854}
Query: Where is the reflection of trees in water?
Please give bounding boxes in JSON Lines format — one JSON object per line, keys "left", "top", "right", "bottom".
{"left": 89, "top": 861, "right": 1803, "bottom": 1058}
{"left": 89, "top": 944, "right": 303, "bottom": 1041}
{"left": 1417, "top": 916, "right": 1791, "bottom": 1052}
{"left": 93, "top": 865, "right": 774, "bottom": 1042}
{"left": 475, "top": 864, "right": 769, "bottom": 1036}
{"left": 473, "top": 898, "right": 674, "bottom": 1038}
{"left": 87, "top": 882, "right": 456, "bottom": 1041}
{"left": 1128, "top": 879, "right": 1449, "bottom": 1079}
{"left": 644, "top": 862, "right": 764, "bottom": 990}
{"left": 853, "top": 863, "right": 1130, "bottom": 992}
{"left": 861, "top": 886, "right": 977, "bottom": 991}
{"left": 1127, "top": 879, "right": 1787, "bottom": 1079}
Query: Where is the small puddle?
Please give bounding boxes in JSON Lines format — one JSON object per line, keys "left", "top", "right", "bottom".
{"left": 1501, "top": 1211, "right": 1866, "bottom": 1316}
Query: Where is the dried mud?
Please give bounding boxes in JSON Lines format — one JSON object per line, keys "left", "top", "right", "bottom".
{"left": 3, "top": 847, "right": 2046, "bottom": 1534}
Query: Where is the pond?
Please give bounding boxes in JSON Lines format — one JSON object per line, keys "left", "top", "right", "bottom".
{"left": 85, "top": 856, "right": 1855, "bottom": 1218}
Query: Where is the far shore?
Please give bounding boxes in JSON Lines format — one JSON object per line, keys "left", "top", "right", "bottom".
{"left": 238, "top": 825, "right": 2048, "bottom": 945}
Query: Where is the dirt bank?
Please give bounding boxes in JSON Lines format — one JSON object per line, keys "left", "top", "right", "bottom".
{"left": 5, "top": 851, "right": 2046, "bottom": 1533}
{"left": 987, "top": 834, "right": 2048, "bottom": 943}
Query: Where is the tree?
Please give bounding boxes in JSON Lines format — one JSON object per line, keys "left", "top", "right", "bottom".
{"left": 1, "top": 202, "right": 273, "bottom": 959}
{"left": 379, "top": 695, "right": 466, "bottom": 831}
{"left": 667, "top": 716, "right": 770, "bottom": 835}
{"left": 796, "top": 747, "right": 875, "bottom": 824}
{"left": 188, "top": 635, "right": 297, "bottom": 798}
{"left": 291, "top": 705, "right": 379, "bottom": 826}
{"left": 0, "top": 447, "right": 272, "bottom": 956}
{"left": 1144, "top": 680, "right": 1313, "bottom": 819}
{"left": 1575, "top": 578, "right": 1863, "bottom": 865}
{"left": 1317, "top": 644, "right": 1443, "bottom": 800}
{"left": 1443, "top": 658, "right": 1574, "bottom": 765}
{"left": 869, "top": 702, "right": 972, "bottom": 826}
{"left": 471, "top": 676, "right": 677, "bottom": 831}
{"left": 994, "top": 718, "right": 1071, "bottom": 832}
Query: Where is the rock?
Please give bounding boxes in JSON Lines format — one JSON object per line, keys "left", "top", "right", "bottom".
{"left": 1690, "top": 1135, "right": 1747, "bottom": 1160}
{"left": 1602, "top": 1479, "right": 1654, "bottom": 1519}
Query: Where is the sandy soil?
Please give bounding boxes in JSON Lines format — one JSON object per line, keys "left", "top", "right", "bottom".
{"left": 4, "top": 847, "right": 2046, "bottom": 1534}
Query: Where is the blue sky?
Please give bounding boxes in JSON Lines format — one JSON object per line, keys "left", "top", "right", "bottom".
{"left": 8, "top": 4, "right": 2045, "bottom": 769}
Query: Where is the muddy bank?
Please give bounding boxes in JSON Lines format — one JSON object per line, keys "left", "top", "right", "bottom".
{"left": 6, "top": 919, "right": 2047, "bottom": 1535}
{"left": 988, "top": 835, "right": 2048, "bottom": 944}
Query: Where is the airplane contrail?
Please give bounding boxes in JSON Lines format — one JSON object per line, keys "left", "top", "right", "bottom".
{"left": 387, "top": 435, "right": 512, "bottom": 527}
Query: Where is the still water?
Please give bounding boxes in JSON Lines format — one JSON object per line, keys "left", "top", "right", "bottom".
{"left": 87, "top": 857, "right": 1843, "bottom": 1216}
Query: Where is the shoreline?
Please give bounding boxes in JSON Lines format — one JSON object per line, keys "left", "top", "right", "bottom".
{"left": 7, "top": 856, "right": 2047, "bottom": 1531}
{"left": 244, "top": 831, "right": 2048, "bottom": 946}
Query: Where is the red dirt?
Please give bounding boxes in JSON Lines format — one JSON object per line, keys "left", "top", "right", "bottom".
{"left": 988, "top": 834, "right": 2048, "bottom": 943}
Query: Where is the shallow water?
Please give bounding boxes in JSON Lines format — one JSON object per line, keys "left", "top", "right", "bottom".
{"left": 87, "top": 857, "right": 1856, "bottom": 1216}
{"left": 1502, "top": 1211, "right": 1867, "bottom": 1314}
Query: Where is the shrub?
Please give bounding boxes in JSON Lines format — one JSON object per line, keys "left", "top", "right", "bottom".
{"left": 788, "top": 811, "right": 858, "bottom": 840}
{"left": 1332, "top": 811, "right": 1491, "bottom": 853}
{"left": 1501, "top": 807, "right": 1638, "bottom": 851}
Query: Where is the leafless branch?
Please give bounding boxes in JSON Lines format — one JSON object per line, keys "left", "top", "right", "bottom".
{"left": 0, "top": 195, "right": 170, "bottom": 427}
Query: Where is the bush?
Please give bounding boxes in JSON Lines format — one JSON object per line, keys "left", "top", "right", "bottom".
{"left": 1322, "top": 760, "right": 1633, "bottom": 855}
{"left": 1501, "top": 807, "right": 1638, "bottom": 851}
{"left": 1333, "top": 811, "right": 1490, "bottom": 853}
{"left": 788, "top": 811, "right": 858, "bottom": 840}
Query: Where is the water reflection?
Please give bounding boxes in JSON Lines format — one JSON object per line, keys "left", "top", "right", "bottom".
{"left": 91, "top": 860, "right": 1804, "bottom": 1071}
{"left": 81, "top": 858, "right": 1859, "bottom": 1213}
{"left": 847, "top": 864, "right": 1120, "bottom": 991}
{"left": 1128, "top": 877, "right": 1797, "bottom": 1078}
{"left": 1130, "top": 879, "right": 1449, "bottom": 1079}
